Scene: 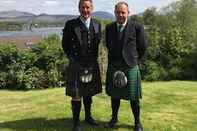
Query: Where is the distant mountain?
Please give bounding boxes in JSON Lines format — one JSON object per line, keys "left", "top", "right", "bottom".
{"left": 0, "top": 10, "right": 114, "bottom": 21}
{"left": 0, "top": 10, "right": 77, "bottom": 23}
{"left": 0, "top": 10, "right": 36, "bottom": 23}
{"left": 0, "top": 10, "right": 35, "bottom": 18}
{"left": 92, "top": 11, "right": 114, "bottom": 20}
{"left": 34, "top": 14, "right": 76, "bottom": 23}
{"left": 0, "top": 10, "right": 114, "bottom": 30}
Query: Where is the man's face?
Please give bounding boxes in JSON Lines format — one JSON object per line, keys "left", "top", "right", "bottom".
{"left": 115, "top": 4, "right": 129, "bottom": 24}
{"left": 79, "top": 1, "right": 93, "bottom": 19}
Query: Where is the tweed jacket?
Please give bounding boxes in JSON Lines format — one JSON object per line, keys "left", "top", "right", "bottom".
{"left": 105, "top": 18, "right": 147, "bottom": 68}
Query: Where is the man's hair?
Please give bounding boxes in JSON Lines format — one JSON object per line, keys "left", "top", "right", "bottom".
{"left": 78, "top": 0, "right": 93, "bottom": 9}
{"left": 115, "top": 1, "right": 129, "bottom": 10}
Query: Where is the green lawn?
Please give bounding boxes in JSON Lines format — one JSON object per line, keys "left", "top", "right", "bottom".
{"left": 0, "top": 81, "right": 197, "bottom": 131}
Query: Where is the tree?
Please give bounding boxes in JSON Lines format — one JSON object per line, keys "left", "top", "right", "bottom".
{"left": 142, "top": 0, "right": 197, "bottom": 80}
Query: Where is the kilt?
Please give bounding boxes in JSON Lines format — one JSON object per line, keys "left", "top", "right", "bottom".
{"left": 106, "top": 63, "right": 142, "bottom": 100}
{"left": 66, "top": 60, "right": 102, "bottom": 97}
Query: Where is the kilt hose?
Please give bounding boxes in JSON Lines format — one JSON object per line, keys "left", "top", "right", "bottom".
{"left": 106, "top": 63, "right": 142, "bottom": 101}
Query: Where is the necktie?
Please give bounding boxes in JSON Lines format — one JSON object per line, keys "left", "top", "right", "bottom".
{"left": 118, "top": 24, "right": 123, "bottom": 32}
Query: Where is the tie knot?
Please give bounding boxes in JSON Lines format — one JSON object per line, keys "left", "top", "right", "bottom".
{"left": 118, "top": 24, "right": 123, "bottom": 32}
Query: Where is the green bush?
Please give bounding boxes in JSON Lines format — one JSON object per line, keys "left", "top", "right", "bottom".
{"left": 0, "top": 34, "right": 68, "bottom": 90}
{"left": 0, "top": 72, "right": 7, "bottom": 88}
{"left": 0, "top": 22, "right": 24, "bottom": 31}
{"left": 143, "top": 61, "right": 168, "bottom": 81}
{"left": 183, "top": 47, "right": 197, "bottom": 80}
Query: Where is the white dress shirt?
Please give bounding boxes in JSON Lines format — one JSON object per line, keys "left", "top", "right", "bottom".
{"left": 80, "top": 16, "right": 91, "bottom": 29}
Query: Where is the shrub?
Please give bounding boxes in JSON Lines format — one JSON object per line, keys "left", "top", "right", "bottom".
{"left": 143, "top": 61, "right": 168, "bottom": 81}
{"left": 0, "top": 34, "right": 68, "bottom": 90}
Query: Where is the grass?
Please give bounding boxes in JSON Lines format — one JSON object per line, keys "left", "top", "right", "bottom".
{"left": 0, "top": 81, "right": 197, "bottom": 131}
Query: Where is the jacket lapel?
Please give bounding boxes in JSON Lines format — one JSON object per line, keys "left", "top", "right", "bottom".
{"left": 123, "top": 21, "right": 129, "bottom": 45}
{"left": 74, "top": 17, "right": 82, "bottom": 45}
{"left": 92, "top": 19, "right": 98, "bottom": 34}
{"left": 112, "top": 22, "right": 119, "bottom": 44}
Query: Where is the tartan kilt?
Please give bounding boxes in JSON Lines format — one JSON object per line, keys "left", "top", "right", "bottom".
{"left": 106, "top": 63, "right": 142, "bottom": 100}
{"left": 66, "top": 60, "right": 102, "bottom": 97}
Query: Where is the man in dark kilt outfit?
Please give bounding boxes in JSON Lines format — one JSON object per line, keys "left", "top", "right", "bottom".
{"left": 62, "top": 0, "right": 102, "bottom": 131}
{"left": 105, "top": 2, "right": 147, "bottom": 131}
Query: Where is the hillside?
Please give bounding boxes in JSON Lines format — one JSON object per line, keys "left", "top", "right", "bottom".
{"left": 0, "top": 10, "right": 114, "bottom": 22}
{"left": 92, "top": 11, "right": 114, "bottom": 20}
{"left": 0, "top": 10, "right": 35, "bottom": 18}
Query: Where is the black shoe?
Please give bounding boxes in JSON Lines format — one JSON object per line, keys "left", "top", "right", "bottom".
{"left": 134, "top": 123, "right": 143, "bottom": 131}
{"left": 107, "top": 118, "right": 118, "bottom": 128}
{"left": 72, "top": 124, "right": 81, "bottom": 131}
{"left": 85, "top": 116, "right": 99, "bottom": 126}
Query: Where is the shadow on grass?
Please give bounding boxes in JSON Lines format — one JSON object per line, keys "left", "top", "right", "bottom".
{"left": 0, "top": 117, "right": 134, "bottom": 131}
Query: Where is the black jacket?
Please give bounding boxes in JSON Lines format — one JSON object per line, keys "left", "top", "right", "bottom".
{"left": 105, "top": 19, "right": 147, "bottom": 68}
{"left": 62, "top": 17, "right": 101, "bottom": 62}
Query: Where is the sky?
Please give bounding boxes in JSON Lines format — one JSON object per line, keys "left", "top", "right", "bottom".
{"left": 0, "top": 0, "right": 180, "bottom": 15}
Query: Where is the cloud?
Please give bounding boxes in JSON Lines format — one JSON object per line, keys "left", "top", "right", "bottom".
{"left": 0, "top": 0, "right": 181, "bottom": 15}
{"left": 45, "top": 0, "right": 58, "bottom": 4}
{"left": 1, "top": 0, "right": 16, "bottom": 4}
{"left": 42, "top": 0, "right": 59, "bottom": 6}
{"left": 93, "top": 0, "right": 181, "bottom": 14}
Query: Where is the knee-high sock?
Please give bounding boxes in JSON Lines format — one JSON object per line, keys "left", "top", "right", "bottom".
{"left": 71, "top": 100, "right": 81, "bottom": 126}
{"left": 83, "top": 96, "right": 92, "bottom": 118}
{"left": 130, "top": 100, "right": 140, "bottom": 124}
{"left": 111, "top": 98, "right": 120, "bottom": 120}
